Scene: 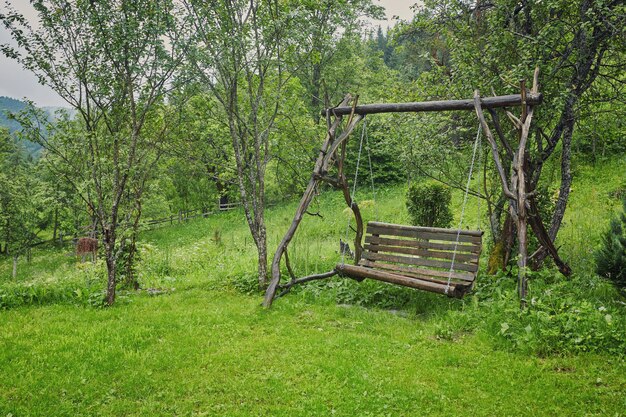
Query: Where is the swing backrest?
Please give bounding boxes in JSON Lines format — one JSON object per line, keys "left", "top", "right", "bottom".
{"left": 359, "top": 221, "right": 483, "bottom": 286}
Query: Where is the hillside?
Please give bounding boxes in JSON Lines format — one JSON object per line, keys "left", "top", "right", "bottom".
{"left": 1, "top": 156, "right": 625, "bottom": 415}
{"left": 0, "top": 96, "right": 72, "bottom": 155}
{"left": 0, "top": 96, "right": 27, "bottom": 133}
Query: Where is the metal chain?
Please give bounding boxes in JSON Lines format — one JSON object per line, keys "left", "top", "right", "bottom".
{"left": 477, "top": 129, "right": 483, "bottom": 230}
{"left": 341, "top": 119, "right": 367, "bottom": 265}
{"left": 445, "top": 124, "right": 482, "bottom": 295}
{"left": 365, "top": 122, "right": 378, "bottom": 221}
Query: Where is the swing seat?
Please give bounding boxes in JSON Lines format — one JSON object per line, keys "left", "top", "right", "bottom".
{"left": 336, "top": 222, "right": 483, "bottom": 298}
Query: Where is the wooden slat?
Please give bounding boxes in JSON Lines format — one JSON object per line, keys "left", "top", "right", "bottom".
{"left": 367, "top": 225, "right": 482, "bottom": 244}
{"left": 359, "top": 259, "right": 476, "bottom": 282}
{"left": 362, "top": 251, "right": 479, "bottom": 273}
{"left": 365, "top": 235, "right": 481, "bottom": 254}
{"left": 336, "top": 264, "right": 469, "bottom": 298}
{"left": 338, "top": 221, "right": 483, "bottom": 298}
{"left": 364, "top": 243, "right": 478, "bottom": 264}
{"left": 368, "top": 221, "right": 483, "bottom": 238}
{"left": 359, "top": 259, "right": 475, "bottom": 283}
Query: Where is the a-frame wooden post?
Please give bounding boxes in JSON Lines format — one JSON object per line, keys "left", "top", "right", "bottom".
{"left": 263, "top": 95, "right": 364, "bottom": 307}
{"left": 473, "top": 68, "right": 571, "bottom": 308}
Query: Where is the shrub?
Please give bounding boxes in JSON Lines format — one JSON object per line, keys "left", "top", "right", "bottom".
{"left": 406, "top": 181, "right": 453, "bottom": 227}
{"left": 595, "top": 198, "right": 626, "bottom": 291}
{"left": 435, "top": 269, "right": 626, "bottom": 356}
{"left": 229, "top": 271, "right": 263, "bottom": 295}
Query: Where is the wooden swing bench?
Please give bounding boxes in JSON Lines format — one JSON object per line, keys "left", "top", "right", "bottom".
{"left": 335, "top": 222, "right": 483, "bottom": 298}
{"left": 264, "top": 88, "right": 566, "bottom": 307}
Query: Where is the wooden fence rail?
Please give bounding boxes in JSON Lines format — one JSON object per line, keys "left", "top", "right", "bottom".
{"left": 17, "top": 201, "right": 243, "bottom": 252}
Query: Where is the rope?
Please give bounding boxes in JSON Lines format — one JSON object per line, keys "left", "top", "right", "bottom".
{"left": 445, "top": 124, "right": 482, "bottom": 295}
{"left": 341, "top": 119, "right": 367, "bottom": 265}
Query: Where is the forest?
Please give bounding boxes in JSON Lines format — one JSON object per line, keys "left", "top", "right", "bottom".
{"left": 0, "top": 0, "right": 625, "bottom": 415}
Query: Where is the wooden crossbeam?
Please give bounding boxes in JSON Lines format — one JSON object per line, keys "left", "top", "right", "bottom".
{"left": 323, "top": 93, "right": 542, "bottom": 116}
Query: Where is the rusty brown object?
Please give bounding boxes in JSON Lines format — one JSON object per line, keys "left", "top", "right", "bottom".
{"left": 76, "top": 237, "right": 98, "bottom": 262}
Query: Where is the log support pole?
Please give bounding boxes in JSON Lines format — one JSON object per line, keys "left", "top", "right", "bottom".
{"left": 263, "top": 95, "right": 364, "bottom": 307}
{"left": 473, "top": 68, "right": 570, "bottom": 309}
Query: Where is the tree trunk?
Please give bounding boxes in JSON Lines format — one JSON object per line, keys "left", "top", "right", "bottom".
{"left": 125, "top": 200, "right": 143, "bottom": 290}
{"left": 502, "top": 211, "right": 516, "bottom": 268}
{"left": 52, "top": 207, "right": 59, "bottom": 243}
{"left": 486, "top": 209, "right": 516, "bottom": 274}
{"left": 486, "top": 192, "right": 508, "bottom": 273}
{"left": 256, "top": 226, "right": 268, "bottom": 290}
{"left": 531, "top": 98, "right": 575, "bottom": 267}
{"left": 311, "top": 62, "right": 322, "bottom": 124}
{"left": 263, "top": 96, "right": 361, "bottom": 307}
{"left": 103, "top": 227, "right": 117, "bottom": 306}
{"left": 106, "top": 256, "right": 116, "bottom": 306}
{"left": 339, "top": 173, "right": 364, "bottom": 262}
{"left": 517, "top": 187, "right": 529, "bottom": 307}
{"left": 528, "top": 0, "right": 613, "bottom": 268}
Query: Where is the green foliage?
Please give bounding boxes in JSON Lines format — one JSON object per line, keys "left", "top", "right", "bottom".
{"left": 0, "top": 96, "right": 69, "bottom": 155}
{"left": 2, "top": 0, "right": 185, "bottom": 303}
{"left": 558, "top": 158, "right": 626, "bottom": 274}
{"left": 595, "top": 199, "right": 626, "bottom": 290}
{"left": 609, "top": 179, "right": 626, "bottom": 200}
{"left": 435, "top": 269, "right": 626, "bottom": 356}
{"left": 283, "top": 0, "right": 385, "bottom": 116}
{"left": 9, "top": 158, "right": 626, "bottom": 415}
{"left": 0, "top": 127, "right": 51, "bottom": 258}
{"left": 344, "top": 119, "right": 406, "bottom": 186}
{"left": 2, "top": 155, "right": 624, "bottom": 359}
{"left": 116, "top": 238, "right": 141, "bottom": 288}
{"left": 406, "top": 181, "right": 453, "bottom": 228}
{"left": 228, "top": 271, "right": 263, "bottom": 295}
{"left": 0, "top": 262, "right": 106, "bottom": 309}
{"left": 334, "top": 280, "right": 421, "bottom": 310}
{"left": 0, "top": 96, "right": 26, "bottom": 134}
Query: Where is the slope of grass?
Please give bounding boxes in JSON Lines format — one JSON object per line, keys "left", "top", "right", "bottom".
{"left": 0, "top": 157, "right": 625, "bottom": 415}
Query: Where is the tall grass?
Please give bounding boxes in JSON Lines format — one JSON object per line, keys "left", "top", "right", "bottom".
{"left": 1, "top": 157, "right": 625, "bottom": 355}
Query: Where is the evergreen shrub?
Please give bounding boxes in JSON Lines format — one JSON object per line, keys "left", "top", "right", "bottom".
{"left": 595, "top": 198, "right": 626, "bottom": 291}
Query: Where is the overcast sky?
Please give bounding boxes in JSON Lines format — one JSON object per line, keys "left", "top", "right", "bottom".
{"left": 0, "top": 0, "right": 417, "bottom": 107}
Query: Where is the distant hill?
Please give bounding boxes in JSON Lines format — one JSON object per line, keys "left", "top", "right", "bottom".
{"left": 0, "top": 96, "right": 72, "bottom": 156}
{"left": 0, "top": 96, "right": 28, "bottom": 134}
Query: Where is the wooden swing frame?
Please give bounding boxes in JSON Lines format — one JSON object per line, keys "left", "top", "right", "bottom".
{"left": 263, "top": 68, "right": 571, "bottom": 308}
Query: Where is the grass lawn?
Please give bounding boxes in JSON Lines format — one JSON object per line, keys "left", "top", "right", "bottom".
{"left": 1, "top": 157, "right": 625, "bottom": 416}
{"left": 1, "top": 289, "right": 625, "bottom": 416}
